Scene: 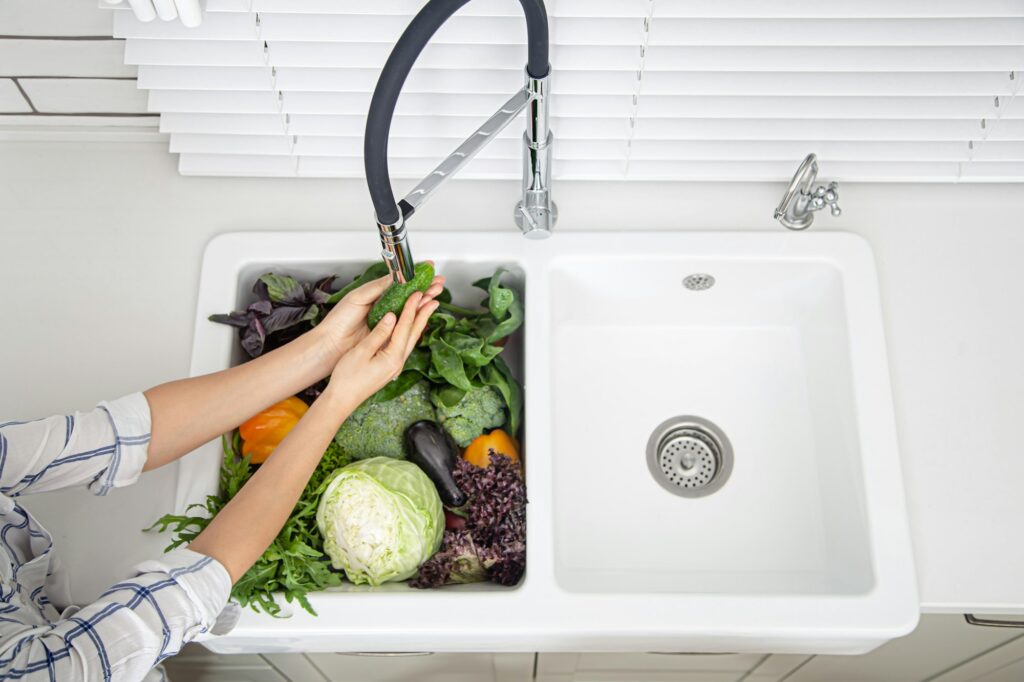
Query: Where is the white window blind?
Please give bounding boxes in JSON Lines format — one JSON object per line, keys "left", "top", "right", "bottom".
{"left": 107, "top": 0, "right": 1024, "bottom": 180}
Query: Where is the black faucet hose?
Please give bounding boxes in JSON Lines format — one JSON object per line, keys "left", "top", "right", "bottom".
{"left": 365, "top": 0, "right": 550, "bottom": 226}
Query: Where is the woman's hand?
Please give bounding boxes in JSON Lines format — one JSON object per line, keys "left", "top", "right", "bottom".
{"left": 314, "top": 271, "right": 444, "bottom": 370}
{"left": 322, "top": 291, "right": 438, "bottom": 412}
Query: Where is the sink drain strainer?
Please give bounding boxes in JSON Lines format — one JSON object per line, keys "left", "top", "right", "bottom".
{"left": 646, "top": 416, "right": 733, "bottom": 498}
{"left": 682, "top": 273, "right": 715, "bottom": 291}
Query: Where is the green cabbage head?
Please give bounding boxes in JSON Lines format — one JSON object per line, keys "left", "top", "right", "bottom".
{"left": 316, "top": 457, "right": 443, "bottom": 586}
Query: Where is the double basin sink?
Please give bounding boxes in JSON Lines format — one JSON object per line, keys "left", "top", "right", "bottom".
{"left": 179, "top": 231, "right": 917, "bottom": 654}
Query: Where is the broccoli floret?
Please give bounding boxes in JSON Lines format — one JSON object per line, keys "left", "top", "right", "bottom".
{"left": 334, "top": 381, "right": 436, "bottom": 460}
{"left": 431, "top": 385, "right": 506, "bottom": 447}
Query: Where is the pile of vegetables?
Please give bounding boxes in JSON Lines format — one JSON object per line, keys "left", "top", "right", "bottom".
{"left": 149, "top": 262, "right": 527, "bottom": 616}
{"left": 411, "top": 452, "right": 526, "bottom": 588}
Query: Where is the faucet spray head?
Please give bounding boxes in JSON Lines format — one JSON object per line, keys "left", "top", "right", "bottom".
{"left": 377, "top": 209, "right": 415, "bottom": 283}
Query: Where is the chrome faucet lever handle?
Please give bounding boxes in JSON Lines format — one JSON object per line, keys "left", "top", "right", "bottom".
{"left": 809, "top": 182, "right": 842, "bottom": 218}
{"left": 774, "top": 154, "right": 841, "bottom": 231}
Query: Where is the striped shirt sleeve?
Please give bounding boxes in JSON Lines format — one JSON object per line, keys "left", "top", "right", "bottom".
{"left": 0, "top": 548, "right": 231, "bottom": 682}
{"left": 0, "top": 393, "right": 151, "bottom": 497}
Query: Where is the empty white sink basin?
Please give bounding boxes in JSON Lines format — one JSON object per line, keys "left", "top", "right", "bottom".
{"left": 179, "top": 232, "right": 917, "bottom": 655}
{"left": 552, "top": 257, "right": 872, "bottom": 596}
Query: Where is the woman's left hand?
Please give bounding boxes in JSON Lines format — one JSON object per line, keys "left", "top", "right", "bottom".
{"left": 314, "top": 269, "right": 444, "bottom": 368}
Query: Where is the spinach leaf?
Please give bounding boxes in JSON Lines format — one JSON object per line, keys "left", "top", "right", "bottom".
{"left": 473, "top": 270, "right": 514, "bottom": 319}
{"left": 366, "top": 370, "right": 421, "bottom": 405}
{"left": 326, "top": 261, "right": 390, "bottom": 304}
{"left": 428, "top": 334, "right": 474, "bottom": 390}
{"left": 471, "top": 269, "right": 524, "bottom": 343}
{"left": 480, "top": 355, "right": 523, "bottom": 436}
{"left": 433, "top": 384, "right": 468, "bottom": 409}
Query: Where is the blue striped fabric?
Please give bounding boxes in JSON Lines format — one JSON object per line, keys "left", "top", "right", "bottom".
{"left": 0, "top": 395, "right": 232, "bottom": 681}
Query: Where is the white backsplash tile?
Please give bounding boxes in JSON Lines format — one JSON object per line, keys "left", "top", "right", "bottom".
{"left": 0, "top": 39, "right": 136, "bottom": 78}
{"left": 19, "top": 78, "right": 150, "bottom": 114}
{"left": 0, "top": 114, "right": 158, "bottom": 127}
{"left": 0, "top": 0, "right": 114, "bottom": 36}
{"left": 0, "top": 79, "right": 32, "bottom": 113}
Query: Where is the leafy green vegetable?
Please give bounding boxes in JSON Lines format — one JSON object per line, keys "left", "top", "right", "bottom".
{"left": 368, "top": 262, "right": 435, "bottom": 328}
{"left": 411, "top": 454, "right": 526, "bottom": 589}
{"left": 317, "top": 457, "right": 444, "bottom": 586}
{"left": 333, "top": 380, "right": 436, "bottom": 460}
{"left": 259, "top": 273, "right": 307, "bottom": 305}
{"left": 471, "top": 269, "right": 525, "bottom": 344}
{"left": 210, "top": 274, "right": 335, "bottom": 358}
{"left": 147, "top": 433, "right": 353, "bottom": 617}
{"left": 379, "top": 264, "right": 524, "bottom": 440}
{"left": 325, "top": 262, "right": 390, "bottom": 305}
{"left": 480, "top": 356, "right": 523, "bottom": 437}
{"left": 335, "top": 263, "right": 524, "bottom": 443}
{"left": 430, "top": 384, "right": 506, "bottom": 447}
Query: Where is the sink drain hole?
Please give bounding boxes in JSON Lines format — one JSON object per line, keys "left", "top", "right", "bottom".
{"left": 682, "top": 273, "right": 715, "bottom": 291}
{"left": 646, "top": 416, "right": 733, "bottom": 498}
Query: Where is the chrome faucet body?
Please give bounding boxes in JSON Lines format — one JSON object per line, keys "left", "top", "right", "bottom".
{"left": 774, "top": 153, "right": 842, "bottom": 231}
{"left": 365, "top": 0, "right": 554, "bottom": 282}
{"left": 516, "top": 72, "right": 557, "bottom": 238}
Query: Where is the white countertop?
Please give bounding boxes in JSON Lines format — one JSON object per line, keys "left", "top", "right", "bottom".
{"left": 1, "top": 140, "right": 1022, "bottom": 617}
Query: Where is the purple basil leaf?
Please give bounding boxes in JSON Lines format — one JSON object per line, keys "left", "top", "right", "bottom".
{"left": 252, "top": 278, "right": 270, "bottom": 302}
{"left": 241, "top": 317, "right": 267, "bottom": 358}
{"left": 262, "top": 305, "right": 315, "bottom": 335}
{"left": 311, "top": 276, "right": 338, "bottom": 305}
{"left": 257, "top": 273, "right": 306, "bottom": 306}
{"left": 209, "top": 312, "right": 251, "bottom": 329}
{"left": 248, "top": 299, "right": 273, "bottom": 315}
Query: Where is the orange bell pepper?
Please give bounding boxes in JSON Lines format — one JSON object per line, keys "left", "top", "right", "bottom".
{"left": 462, "top": 429, "right": 520, "bottom": 468}
{"left": 239, "top": 396, "right": 309, "bottom": 464}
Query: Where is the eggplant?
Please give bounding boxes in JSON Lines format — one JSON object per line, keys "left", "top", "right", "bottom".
{"left": 405, "top": 420, "right": 467, "bottom": 507}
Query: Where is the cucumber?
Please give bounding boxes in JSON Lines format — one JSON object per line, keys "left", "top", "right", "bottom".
{"left": 368, "top": 262, "right": 435, "bottom": 328}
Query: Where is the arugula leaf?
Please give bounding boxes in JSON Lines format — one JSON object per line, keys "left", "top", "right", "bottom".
{"left": 147, "top": 432, "right": 352, "bottom": 617}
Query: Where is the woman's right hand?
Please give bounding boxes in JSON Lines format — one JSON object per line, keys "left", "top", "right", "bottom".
{"left": 322, "top": 291, "right": 438, "bottom": 412}
{"left": 314, "top": 271, "right": 444, "bottom": 373}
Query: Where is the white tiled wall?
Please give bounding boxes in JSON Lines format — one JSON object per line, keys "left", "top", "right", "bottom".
{"left": 19, "top": 77, "right": 149, "bottom": 112}
{"left": 0, "top": 0, "right": 113, "bottom": 36}
{"left": 0, "top": 79, "right": 33, "bottom": 113}
{"left": 0, "top": 39, "right": 136, "bottom": 77}
{"left": 0, "top": 0, "right": 158, "bottom": 127}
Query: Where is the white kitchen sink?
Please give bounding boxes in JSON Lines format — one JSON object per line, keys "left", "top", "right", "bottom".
{"left": 179, "top": 231, "right": 917, "bottom": 655}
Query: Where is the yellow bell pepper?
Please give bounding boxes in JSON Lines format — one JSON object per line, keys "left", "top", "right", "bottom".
{"left": 239, "top": 396, "right": 309, "bottom": 464}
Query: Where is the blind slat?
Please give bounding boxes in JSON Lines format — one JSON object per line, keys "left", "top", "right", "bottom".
{"left": 201, "top": 0, "right": 1024, "bottom": 19}
{"left": 138, "top": 66, "right": 1020, "bottom": 97}
{"left": 121, "top": 3, "right": 1024, "bottom": 181}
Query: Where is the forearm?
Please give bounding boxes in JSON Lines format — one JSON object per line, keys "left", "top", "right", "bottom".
{"left": 188, "top": 388, "right": 353, "bottom": 582}
{"left": 143, "top": 326, "right": 337, "bottom": 471}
